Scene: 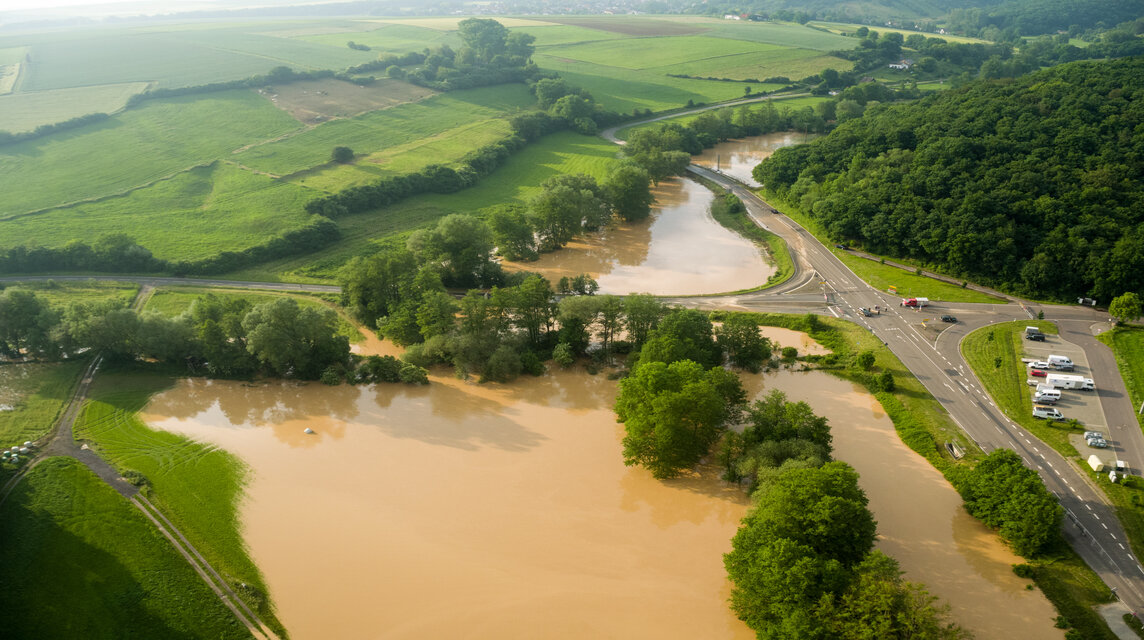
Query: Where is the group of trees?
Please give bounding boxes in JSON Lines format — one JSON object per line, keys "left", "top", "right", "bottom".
{"left": 0, "top": 288, "right": 404, "bottom": 383}
{"left": 755, "top": 56, "right": 1144, "bottom": 302}
{"left": 614, "top": 310, "right": 778, "bottom": 478}
{"left": 719, "top": 389, "right": 832, "bottom": 488}
{"left": 725, "top": 462, "right": 968, "bottom": 639}
{"left": 957, "top": 449, "right": 1063, "bottom": 557}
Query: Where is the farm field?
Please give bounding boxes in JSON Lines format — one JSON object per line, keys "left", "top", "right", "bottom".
{"left": 809, "top": 21, "right": 991, "bottom": 45}
{"left": 229, "top": 131, "right": 621, "bottom": 282}
{"left": 257, "top": 77, "right": 436, "bottom": 124}
{"left": 0, "top": 82, "right": 149, "bottom": 133}
{"left": 0, "top": 162, "right": 321, "bottom": 261}
{"left": 0, "top": 361, "right": 85, "bottom": 448}
{"left": 367, "top": 16, "right": 559, "bottom": 30}
{"left": 293, "top": 118, "right": 512, "bottom": 192}
{"left": 0, "top": 457, "right": 251, "bottom": 639}
{"left": 74, "top": 370, "right": 282, "bottom": 634}
{"left": 508, "top": 23, "right": 625, "bottom": 47}
{"left": 4, "top": 27, "right": 375, "bottom": 92}
{"left": 4, "top": 280, "right": 139, "bottom": 310}
{"left": 0, "top": 89, "right": 301, "bottom": 218}
{"left": 300, "top": 22, "right": 458, "bottom": 51}
{"left": 613, "top": 94, "right": 831, "bottom": 139}
{"left": 237, "top": 83, "right": 533, "bottom": 178}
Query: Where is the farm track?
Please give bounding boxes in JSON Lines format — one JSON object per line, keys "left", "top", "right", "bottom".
{"left": 0, "top": 287, "right": 279, "bottom": 639}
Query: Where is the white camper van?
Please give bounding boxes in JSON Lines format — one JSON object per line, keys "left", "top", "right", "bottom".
{"left": 1033, "top": 405, "right": 1064, "bottom": 420}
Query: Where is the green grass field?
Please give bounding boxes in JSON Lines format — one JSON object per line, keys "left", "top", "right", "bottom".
{"left": 510, "top": 24, "right": 625, "bottom": 47}
{"left": 0, "top": 82, "right": 149, "bottom": 133}
{"left": 702, "top": 20, "right": 858, "bottom": 51}
{"left": 764, "top": 191, "right": 1004, "bottom": 303}
{"left": 808, "top": 21, "right": 990, "bottom": 45}
{"left": 143, "top": 287, "right": 362, "bottom": 343}
{"left": 1098, "top": 326, "right": 1144, "bottom": 429}
{"left": 0, "top": 90, "right": 301, "bottom": 219}
{"left": 2, "top": 162, "right": 321, "bottom": 261}
{"left": 544, "top": 35, "right": 775, "bottom": 70}
{"left": 74, "top": 370, "right": 283, "bottom": 634}
{"left": 8, "top": 27, "right": 375, "bottom": 92}
{"left": 238, "top": 84, "right": 533, "bottom": 179}
{"left": 300, "top": 22, "right": 457, "bottom": 52}
{"left": 230, "top": 131, "right": 621, "bottom": 282}
{"left": 3, "top": 280, "right": 139, "bottom": 309}
{"left": 0, "top": 457, "right": 251, "bottom": 639}
{"left": 0, "top": 361, "right": 85, "bottom": 448}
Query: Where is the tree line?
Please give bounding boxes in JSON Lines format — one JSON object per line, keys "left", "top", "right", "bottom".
{"left": 0, "top": 286, "right": 426, "bottom": 385}
{"left": 755, "top": 56, "right": 1144, "bottom": 302}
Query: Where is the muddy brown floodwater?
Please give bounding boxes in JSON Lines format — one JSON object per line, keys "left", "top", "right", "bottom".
{"left": 504, "top": 177, "right": 771, "bottom": 295}
{"left": 143, "top": 330, "right": 1060, "bottom": 639}
{"left": 742, "top": 369, "right": 1063, "bottom": 640}
{"left": 691, "top": 132, "right": 806, "bottom": 188}
{"left": 142, "top": 370, "right": 755, "bottom": 639}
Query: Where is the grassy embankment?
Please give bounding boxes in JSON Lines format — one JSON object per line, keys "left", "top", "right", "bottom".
{"left": 1098, "top": 326, "right": 1144, "bottom": 430}
{"left": 229, "top": 130, "right": 622, "bottom": 282}
{"left": 611, "top": 95, "right": 832, "bottom": 141}
{"left": 73, "top": 369, "right": 285, "bottom": 637}
{"left": 0, "top": 457, "right": 251, "bottom": 639}
{"left": 763, "top": 191, "right": 1004, "bottom": 303}
{"left": 762, "top": 313, "right": 1116, "bottom": 639}
{"left": 144, "top": 287, "right": 362, "bottom": 343}
{"left": 961, "top": 320, "right": 1138, "bottom": 638}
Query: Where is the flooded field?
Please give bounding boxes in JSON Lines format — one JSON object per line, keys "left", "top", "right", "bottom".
{"left": 142, "top": 370, "right": 754, "bottom": 639}
{"left": 691, "top": 132, "right": 806, "bottom": 187}
{"left": 743, "top": 370, "right": 1062, "bottom": 640}
{"left": 505, "top": 178, "right": 771, "bottom": 295}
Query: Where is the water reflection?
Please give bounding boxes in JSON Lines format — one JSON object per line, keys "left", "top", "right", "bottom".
{"left": 691, "top": 132, "right": 804, "bottom": 187}
{"left": 505, "top": 178, "right": 770, "bottom": 295}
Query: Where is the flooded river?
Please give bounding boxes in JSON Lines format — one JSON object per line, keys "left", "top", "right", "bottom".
{"left": 505, "top": 177, "right": 771, "bottom": 295}
{"left": 691, "top": 132, "right": 806, "bottom": 188}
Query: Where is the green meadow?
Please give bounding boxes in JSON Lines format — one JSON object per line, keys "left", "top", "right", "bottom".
{"left": 300, "top": 22, "right": 458, "bottom": 52}
{"left": 238, "top": 84, "right": 534, "bottom": 178}
{"left": 2, "top": 163, "right": 321, "bottom": 261}
{"left": 0, "top": 90, "right": 301, "bottom": 218}
{"left": 230, "top": 131, "right": 620, "bottom": 281}
{"left": 0, "top": 82, "right": 149, "bottom": 133}
{"left": 74, "top": 371, "right": 283, "bottom": 634}
{"left": 0, "top": 361, "right": 85, "bottom": 447}
{"left": 0, "top": 457, "right": 251, "bottom": 639}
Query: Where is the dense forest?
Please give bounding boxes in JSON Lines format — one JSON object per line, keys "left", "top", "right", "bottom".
{"left": 755, "top": 56, "right": 1144, "bottom": 302}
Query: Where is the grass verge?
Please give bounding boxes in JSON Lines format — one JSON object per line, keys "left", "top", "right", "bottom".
{"left": 762, "top": 190, "right": 1005, "bottom": 304}
{"left": 0, "top": 457, "right": 251, "bottom": 638}
{"left": 1097, "top": 326, "right": 1144, "bottom": 430}
{"left": 73, "top": 367, "right": 285, "bottom": 637}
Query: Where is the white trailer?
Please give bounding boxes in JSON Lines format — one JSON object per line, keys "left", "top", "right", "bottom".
{"left": 1045, "top": 373, "right": 1095, "bottom": 391}
{"left": 1089, "top": 455, "right": 1106, "bottom": 472}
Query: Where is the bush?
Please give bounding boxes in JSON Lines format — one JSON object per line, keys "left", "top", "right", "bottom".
{"left": 1012, "top": 563, "right": 1034, "bottom": 579}
{"left": 332, "top": 146, "right": 354, "bottom": 163}
{"left": 553, "top": 342, "right": 575, "bottom": 367}
{"left": 320, "top": 365, "right": 344, "bottom": 385}
{"left": 781, "top": 346, "right": 798, "bottom": 361}
{"left": 398, "top": 362, "right": 429, "bottom": 385}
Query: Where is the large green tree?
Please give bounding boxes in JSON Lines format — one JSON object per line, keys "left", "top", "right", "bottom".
{"left": 1109, "top": 292, "right": 1142, "bottom": 325}
{"left": 242, "top": 298, "right": 350, "bottom": 379}
{"left": 0, "top": 288, "right": 58, "bottom": 359}
{"left": 638, "top": 308, "right": 722, "bottom": 369}
{"left": 716, "top": 313, "right": 772, "bottom": 372}
{"left": 959, "top": 449, "right": 1062, "bottom": 556}
{"left": 603, "top": 161, "right": 655, "bottom": 222}
{"left": 615, "top": 359, "right": 745, "bottom": 478}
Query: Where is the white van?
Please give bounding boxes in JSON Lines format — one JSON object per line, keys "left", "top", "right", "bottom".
{"left": 1034, "top": 390, "right": 1060, "bottom": 404}
{"left": 1033, "top": 405, "right": 1064, "bottom": 420}
{"left": 1048, "top": 355, "right": 1073, "bottom": 367}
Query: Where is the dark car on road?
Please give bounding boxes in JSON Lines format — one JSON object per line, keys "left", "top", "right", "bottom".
{"left": 834, "top": 243, "right": 848, "bottom": 250}
{"left": 1026, "top": 333, "right": 1046, "bottom": 341}
{"left": 940, "top": 315, "right": 956, "bottom": 323}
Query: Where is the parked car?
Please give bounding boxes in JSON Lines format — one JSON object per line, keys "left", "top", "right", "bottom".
{"left": 940, "top": 315, "right": 957, "bottom": 323}
{"left": 859, "top": 307, "right": 873, "bottom": 317}
{"left": 1090, "top": 439, "right": 1109, "bottom": 449}
{"left": 1027, "top": 361, "right": 1051, "bottom": 370}
{"left": 834, "top": 243, "right": 848, "bottom": 250}
{"left": 1029, "top": 369, "right": 1047, "bottom": 377}
{"left": 1026, "top": 333, "right": 1046, "bottom": 341}
{"left": 1084, "top": 431, "right": 1104, "bottom": 440}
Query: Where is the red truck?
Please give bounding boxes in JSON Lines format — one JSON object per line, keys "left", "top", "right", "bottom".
{"left": 901, "top": 297, "right": 930, "bottom": 307}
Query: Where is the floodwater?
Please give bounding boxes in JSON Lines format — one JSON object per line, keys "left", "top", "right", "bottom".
{"left": 691, "top": 132, "right": 805, "bottom": 188}
{"left": 504, "top": 178, "right": 771, "bottom": 295}
{"left": 142, "top": 330, "right": 1060, "bottom": 639}
{"left": 742, "top": 370, "right": 1063, "bottom": 640}
{"left": 142, "top": 370, "right": 755, "bottom": 639}
{"left": 757, "top": 325, "right": 830, "bottom": 356}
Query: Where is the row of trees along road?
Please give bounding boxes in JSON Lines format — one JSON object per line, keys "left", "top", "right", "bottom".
{"left": 0, "top": 287, "right": 426, "bottom": 384}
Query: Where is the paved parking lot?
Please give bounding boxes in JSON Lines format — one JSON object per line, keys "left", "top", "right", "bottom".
{"left": 1023, "top": 332, "right": 1119, "bottom": 454}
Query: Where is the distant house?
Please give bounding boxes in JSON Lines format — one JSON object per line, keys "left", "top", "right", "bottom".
{"left": 888, "top": 59, "right": 914, "bottom": 70}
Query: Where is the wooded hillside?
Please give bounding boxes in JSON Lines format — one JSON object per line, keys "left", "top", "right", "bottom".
{"left": 756, "top": 56, "right": 1144, "bottom": 301}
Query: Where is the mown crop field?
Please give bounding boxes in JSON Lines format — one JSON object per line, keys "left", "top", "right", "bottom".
{"left": 74, "top": 370, "right": 281, "bottom": 632}
{"left": 258, "top": 77, "right": 436, "bottom": 124}
{"left": 0, "top": 457, "right": 251, "bottom": 639}
{"left": 808, "top": 21, "right": 990, "bottom": 45}
{"left": 0, "top": 82, "right": 149, "bottom": 133}
{"left": 300, "top": 22, "right": 458, "bottom": 51}
{"left": 236, "top": 84, "right": 534, "bottom": 178}
{"left": 0, "top": 90, "right": 301, "bottom": 219}
{"left": 229, "top": 131, "right": 621, "bottom": 282}
{"left": 1, "top": 162, "right": 320, "bottom": 261}
{"left": 545, "top": 36, "right": 775, "bottom": 70}
{"left": 0, "top": 361, "right": 85, "bottom": 447}
{"left": 509, "top": 24, "right": 625, "bottom": 47}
